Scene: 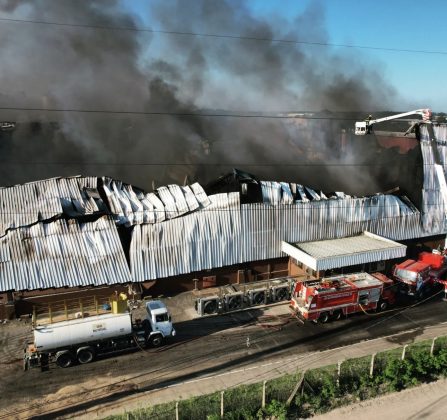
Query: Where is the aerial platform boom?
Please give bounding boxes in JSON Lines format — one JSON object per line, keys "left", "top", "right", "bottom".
{"left": 355, "top": 109, "right": 432, "bottom": 135}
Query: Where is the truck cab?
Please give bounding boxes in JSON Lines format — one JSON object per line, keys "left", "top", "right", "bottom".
{"left": 144, "top": 300, "right": 176, "bottom": 346}
{"left": 393, "top": 251, "right": 447, "bottom": 297}
{"left": 393, "top": 259, "right": 430, "bottom": 296}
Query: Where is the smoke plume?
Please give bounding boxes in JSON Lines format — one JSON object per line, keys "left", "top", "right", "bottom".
{"left": 0, "top": 0, "right": 414, "bottom": 197}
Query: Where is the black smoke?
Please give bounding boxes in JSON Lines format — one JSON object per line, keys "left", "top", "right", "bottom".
{"left": 0, "top": 0, "right": 415, "bottom": 197}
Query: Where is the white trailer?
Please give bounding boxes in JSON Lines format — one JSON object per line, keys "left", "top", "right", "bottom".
{"left": 33, "top": 312, "right": 133, "bottom": 352}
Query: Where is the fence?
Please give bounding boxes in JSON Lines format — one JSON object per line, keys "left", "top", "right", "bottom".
{"left": 108, "top": 335, "right": 447, "bottom": 420}
{"left": 32, "top": 294, "right": 113, "bottom": 325}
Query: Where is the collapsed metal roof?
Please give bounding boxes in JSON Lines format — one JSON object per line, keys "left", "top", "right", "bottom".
{"left": 129, "top": 193, "right": 421, "bottom": 281}
{"left": 281, "top": 231, "right": 406, "bottom": 271}
{"left": 102, "top": 177, "right": 211, "bottom": 226}
{"left": 131, "top": 192, "right": 241, "bottom": 279}
{"left": 1, "top": 126, "right": 447, "bottom": 291}
{"left": 0, "top": 176, "right": 103, "bottom": 237}
{"left": 260, "top": 180, "right": 339, "bottom": 204}
{"left": 0, "top": 216, "right": 131, "bottom": 292}
{"left": 129, "top": 126, "right": 447, "bottom": 282}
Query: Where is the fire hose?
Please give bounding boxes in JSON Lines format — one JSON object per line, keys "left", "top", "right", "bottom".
{"left": 359, "top": 289, "right": 444, "bottom": 317}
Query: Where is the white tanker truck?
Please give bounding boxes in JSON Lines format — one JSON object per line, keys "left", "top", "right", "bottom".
{"left": 24, "top": 299, "right": 175, "bottom": 370}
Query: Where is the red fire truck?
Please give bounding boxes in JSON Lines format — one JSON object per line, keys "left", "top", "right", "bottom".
{"left": 393, "top": 251, "right": 447, "bottom": 298}
{"left": 290, "top": 272, "right": 396, "bottom": 323}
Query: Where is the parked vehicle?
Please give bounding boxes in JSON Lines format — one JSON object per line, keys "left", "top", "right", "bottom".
{"left": 290, "top": 272, "right": 396, "bottom": 323}
{"left": 393, "top": 251, "right": 447, "bottom": 298}
{"left": 195, "top": 278, "right": 292, "bottom": 316}
{"left": 144, "top": 300, "right": 175, "bottom": 346}
{"left": 24, "top": 299, "right": 175, "bottom": 370}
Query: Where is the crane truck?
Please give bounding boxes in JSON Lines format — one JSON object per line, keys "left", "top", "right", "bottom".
{"left": 355, "top": 109, "right": 432, "bottom": 135}
{"left": 24, "top": 298, "right": 176, "bottom": 370}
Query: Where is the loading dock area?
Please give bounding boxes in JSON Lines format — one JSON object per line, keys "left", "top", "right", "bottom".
{"left": 282, "top": 231, "right": 407, "bottom": 278}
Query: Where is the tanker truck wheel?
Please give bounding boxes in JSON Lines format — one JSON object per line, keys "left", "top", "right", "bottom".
{"left": 77, "top": 347, "right": 95, "bottom": 364}
{"left": 150, "top": 334, "right": 163, "bottom": 347}
{"left": 56, "top": 351, "right": 74, "bottom": 368}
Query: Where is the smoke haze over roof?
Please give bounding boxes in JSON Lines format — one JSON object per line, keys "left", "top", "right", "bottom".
{"left": 0, "top": 0, "right": 415, "bottom": 196}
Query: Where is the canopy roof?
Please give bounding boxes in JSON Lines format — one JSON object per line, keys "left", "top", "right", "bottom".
{"left": 281, "top": 231, "right": 407, "bottom": 271}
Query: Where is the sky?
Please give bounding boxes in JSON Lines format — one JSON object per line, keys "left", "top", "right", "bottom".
{"left": 0, "top": 0, "right": 445, "bottom": 192}
{"left": 124, "top": 0, "right": 447, "bottom": 111}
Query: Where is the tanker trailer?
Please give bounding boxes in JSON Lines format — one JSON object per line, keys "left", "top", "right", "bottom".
{"left": 24, "top": 312, "right": 147, "bottom": 370}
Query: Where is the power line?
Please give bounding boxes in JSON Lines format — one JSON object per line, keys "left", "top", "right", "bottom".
{"left": 2, "top": 105, "right": 441, "bottom": 121}
{"left": 0, "top": 16, "right": 446, "bottom": 56}
{"left": 0, "top": 162, "right": 427, "bottom": 167}
{"left": 0, "top": 105, "right": 358, "bottom": 119}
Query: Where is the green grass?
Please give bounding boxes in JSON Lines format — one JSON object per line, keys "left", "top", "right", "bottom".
{"left": 104, "top": 336, "right": 447, "bottom": 420}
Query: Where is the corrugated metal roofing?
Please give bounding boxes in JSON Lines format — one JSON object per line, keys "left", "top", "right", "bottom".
{"left": 260, "top": 181, "right": 282, "bottom": 204}
{"left": 420, "top": 125, "right": 447, "bottom": 233}
{"left": 129, "top": 192, "right": 424, "bottom": 282}
{"left": 3, "top": 126, "right": 447, "bottom": 290}
{"left": 130, "top": 192, "right": 241, "bottom": 280}
{"left": 102, "top": 177, "right": 211, "bottom": 227}
{"left": 281, "top": 231, "right": 407, "bottom": 271}
{"left": 0, "top": 216, "right": 131, "bottom": 292}
{"left": 0, "top": 176, "right": 101, "bottom": 237}
{"left": 261, "top": 180, "right": 326, "bottom": 204}
{"left": 261, "top": 180, "right": 343, "bottom": 205}
{"left": 128, "top": 124, "right": 447, "bottom": 282}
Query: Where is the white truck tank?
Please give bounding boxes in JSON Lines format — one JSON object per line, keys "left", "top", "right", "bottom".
{"left": 34, "top": 312, "right": 132, "bottom": 352}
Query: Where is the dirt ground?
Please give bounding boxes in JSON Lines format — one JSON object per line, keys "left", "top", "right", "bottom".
{"left": 314, "top": 378, "right": 447, "bottom": 420}
{"left": 3, "top": 297, "right": 447, "bottom": 419}
{"left": 0, "top": 318, "right": 31, "bottom": 369}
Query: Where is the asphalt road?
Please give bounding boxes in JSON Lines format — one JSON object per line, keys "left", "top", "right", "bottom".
{"left": 1, "top": 294, "right": 447, "bottom": 418}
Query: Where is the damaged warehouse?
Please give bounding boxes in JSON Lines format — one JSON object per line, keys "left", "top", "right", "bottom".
{"left": 1, "top": 126, "right": 447, "bottom": 318}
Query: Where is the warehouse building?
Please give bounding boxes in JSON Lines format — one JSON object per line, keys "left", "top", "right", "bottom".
{"left": 1, "top": 126, "right": 447, "bottom": 318}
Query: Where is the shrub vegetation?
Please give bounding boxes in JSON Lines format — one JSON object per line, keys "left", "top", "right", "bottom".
{"left": 106, "top": 339, "right": 447, "bottom": 419}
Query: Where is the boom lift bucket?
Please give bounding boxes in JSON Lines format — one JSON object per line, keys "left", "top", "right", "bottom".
{"left": 355, "top": 121, "right": 368, "bottom": 135}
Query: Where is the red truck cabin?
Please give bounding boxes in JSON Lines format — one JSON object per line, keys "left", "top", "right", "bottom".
{"left": 291, "top": 273, "right": 391, "bottom": 322}
{"left": 394, "top": 260, "right": 430, "bottom": 284}
{"left": 419, "top": 252, "right": 445, "bottom": 269}
{"left": 393, "top": 256, "right": 439, "bottom": 295}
